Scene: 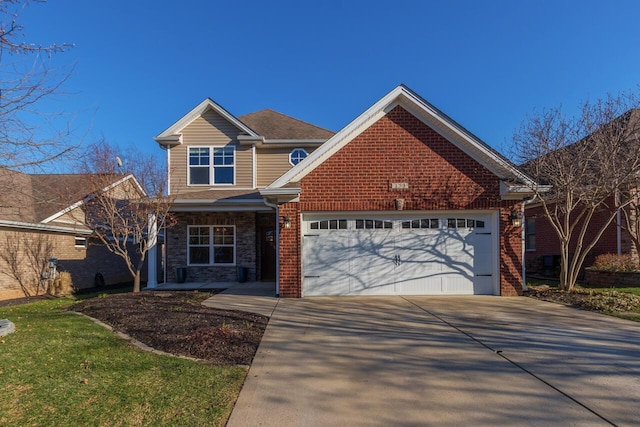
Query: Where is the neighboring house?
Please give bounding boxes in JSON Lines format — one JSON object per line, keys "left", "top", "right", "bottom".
{"left": 523, "top": 109, "right": 640, "bottom": 277}
{"left": 152, "top": 85, "right": 536, "bottom": 297}
{"left": 523, "top": 200, "right": 634, "bottom": 276}
{"left": 0, "top": 169, "right": 150, "bottom": 300}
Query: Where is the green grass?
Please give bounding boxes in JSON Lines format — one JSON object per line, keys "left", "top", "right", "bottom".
{"left": 0, "top": 297, "right": 246, "bottom": 427}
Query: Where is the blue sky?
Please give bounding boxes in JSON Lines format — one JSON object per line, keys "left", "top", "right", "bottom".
{"left": 18, "top": 0, "right": 640, "bottom": 167}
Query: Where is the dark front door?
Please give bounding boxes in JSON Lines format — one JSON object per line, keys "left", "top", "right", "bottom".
{"left": 260, "top": 227, "right": 276, "bottom": 281}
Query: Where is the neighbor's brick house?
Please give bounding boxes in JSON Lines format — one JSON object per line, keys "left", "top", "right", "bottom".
{"left": 152, "top": 85, "right": 537, "bottom": 297}
{"left": 0, "top": 170, "right": 152, "bottom": 300}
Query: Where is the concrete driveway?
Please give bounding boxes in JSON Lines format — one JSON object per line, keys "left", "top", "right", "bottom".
{"left": 223, "top": 296, "right": 640, "bottom": 426}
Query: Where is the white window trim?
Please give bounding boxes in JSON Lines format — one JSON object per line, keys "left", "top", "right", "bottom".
{"left": 187, "top": 225, "right": 236, "bottom": 266}
{"left": 187, "top": 146, "right": 236, "bottom": 187}
{"left": 289, "top": 148, "right": 308, "bottom": 166}
{"left": 74, "top": 236, "right": 87, "bottom": 248}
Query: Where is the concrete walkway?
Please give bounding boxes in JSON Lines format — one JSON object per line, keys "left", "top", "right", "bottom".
{"left": 213, "top": 295, "right": 640, "bottom": 426}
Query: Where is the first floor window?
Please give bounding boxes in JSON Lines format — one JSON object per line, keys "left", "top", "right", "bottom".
{"left": 525, "top": 217, "right": 536, "bottom": 251}
{"left": 188, "top": 225, "right": 235, "bottom": 265}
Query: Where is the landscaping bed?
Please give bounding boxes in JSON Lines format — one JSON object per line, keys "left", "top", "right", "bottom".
{"left": 528, "top": 285, "right": 640, "bottom": 320}
{"left": 70, "top": 291, "right": 268, "bottom": 365}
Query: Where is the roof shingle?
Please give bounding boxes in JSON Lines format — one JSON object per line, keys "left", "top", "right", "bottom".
{"left": 239, "top": 109, "right": 334, "bottom": 140}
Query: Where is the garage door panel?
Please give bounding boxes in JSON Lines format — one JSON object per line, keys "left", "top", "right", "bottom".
{"left": 303, "top": 232, "right": 353, "bottom": 296}
{"left": 394, "top": 229, "right": 444, "bottom": 294}
{"left": 302, "top": 213, "right": 497, "bottom": 296}
{"left": 348, "top": 229, "right": 395, "bottom": 295}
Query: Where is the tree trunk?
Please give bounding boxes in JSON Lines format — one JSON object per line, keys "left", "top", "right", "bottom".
{"left": 133, "top": 270, "right": 141, "bottom": 293}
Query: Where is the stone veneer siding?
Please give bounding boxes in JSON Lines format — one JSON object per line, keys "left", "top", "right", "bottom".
{"left": 167, "top": 211, "right": 256, "bottom": 282}
{"left": 278, "top": 106, "right": 524, "bottom": 297}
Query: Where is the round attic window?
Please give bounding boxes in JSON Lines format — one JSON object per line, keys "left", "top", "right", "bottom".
{"left": 289, "top": 148, "right": 308, "bottom": 166}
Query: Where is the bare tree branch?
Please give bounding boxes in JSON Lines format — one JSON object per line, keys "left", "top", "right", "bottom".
{"left": 79, "top": 141, "right": 175, "bottom": 293}
{"left": 513, "top": 91, "right": 640, "bottom": 291}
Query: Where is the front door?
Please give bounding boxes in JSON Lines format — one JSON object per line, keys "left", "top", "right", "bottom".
{"left": 260, "top": 227, "right": 276, "bottom": 281}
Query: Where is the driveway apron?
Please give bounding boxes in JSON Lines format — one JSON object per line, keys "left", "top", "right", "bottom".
{"left": 226, "top": 296, "right": 639, "bottom": 426}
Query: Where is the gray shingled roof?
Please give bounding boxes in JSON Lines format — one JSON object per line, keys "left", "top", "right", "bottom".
{"left": 239, "top": 109, "right": 335, "bottom": 140}
{"left": 0, "top": 170, "right": 124, "bottom": 223}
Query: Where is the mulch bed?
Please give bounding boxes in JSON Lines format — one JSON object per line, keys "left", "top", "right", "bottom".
{"left": 70, "top": 291, "right": 268, "bottom": 365}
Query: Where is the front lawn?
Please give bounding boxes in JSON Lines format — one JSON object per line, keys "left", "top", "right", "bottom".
{"left": 0, "top": 297, "right": 249, "bottom": 426}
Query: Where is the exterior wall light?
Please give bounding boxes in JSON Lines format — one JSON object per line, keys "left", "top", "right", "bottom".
{"left": 281, "top": 216, "right": 292, "bottom": 229}
{"left": 509, "top": 212, "right": 523, "bottom": 227}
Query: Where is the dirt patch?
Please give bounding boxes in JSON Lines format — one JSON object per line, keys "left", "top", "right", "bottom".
{"left": 70, "top": 291, "right": 268, "bottom": 365}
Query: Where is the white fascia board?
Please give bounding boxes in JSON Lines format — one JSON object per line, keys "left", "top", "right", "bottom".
{"left": 0, "top": 220, "right": 93, "bottom": 235}
{"left": 268, "top": 85, "right": 535, "bottom": 189}
{"left": 154, "top": 98, "right": 260, "bottom": 145}
{"left": 259, "top": 187, "right": 301, "bottom": 197}
{"left": 500, "top": 181, "right": 552, "bottom": 200}
{"left": 238, "top": 135, "right": 326, "bottom": 148}
{"left": 40, "top": 199, "right": 84, "bottom": 224}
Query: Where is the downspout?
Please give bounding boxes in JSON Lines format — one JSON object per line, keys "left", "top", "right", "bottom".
{"left": 616, "top": 191, "right": 622, "bottom": 255}
{"left": 521, "top": 195, "right": 538, "bottom": 291}
{"left": 263, "top": 198, "right": 280, "bottom": 297}
{"left": 521, "top": 201, "right": 527, "bottom": 291}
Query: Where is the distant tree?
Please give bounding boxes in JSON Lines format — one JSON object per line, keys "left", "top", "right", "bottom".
{"left": 513, "top": 92, "right": 640, "bottom": 291}
{"left": 0, "top": 0, "right": 75, "bottom": 170}
{"left": 80, "top": 141, "right": 175, "bottom": 292}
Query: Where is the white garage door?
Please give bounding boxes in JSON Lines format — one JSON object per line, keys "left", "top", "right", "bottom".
{"left": 302, "top": 213, "right": 497, "bottom": 296}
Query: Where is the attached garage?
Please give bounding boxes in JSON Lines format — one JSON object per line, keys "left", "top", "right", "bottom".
{"left": 302, "top": 212, "right": 498, "bottom": 296}
{"left": 261, "top": 85, "right": 538, "bottom": 298}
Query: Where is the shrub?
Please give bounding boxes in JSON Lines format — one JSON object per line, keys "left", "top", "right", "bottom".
{"left": 51, "top": 271, "right": 73, "bottom": 296}
{"left": 592, "top": 253, "right": 639, "bottom": 272}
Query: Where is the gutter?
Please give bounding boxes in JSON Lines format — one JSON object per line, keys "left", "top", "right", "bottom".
{"left": 0, "top": 220, "right": 93, "bottom": 235}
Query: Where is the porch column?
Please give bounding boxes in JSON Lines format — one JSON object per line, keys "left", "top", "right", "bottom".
{"left": 147, "top": 213, "right": 158, "bottom": 288}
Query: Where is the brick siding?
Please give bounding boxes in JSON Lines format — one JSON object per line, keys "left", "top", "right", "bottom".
{"left": 278, "top": 106, "right": 523, "bottom": 297}
{"left": 525, "top": 198, "right": 634, "bottom": 276}
{"left": 0, "top": 229, "right": 139, "bottom": 300}
{"left": 166, "top": 211, "right": 256, "bottom": 283}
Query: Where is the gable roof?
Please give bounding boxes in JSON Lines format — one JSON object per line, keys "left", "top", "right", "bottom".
{"left": 155, "top": 98, "right": 259, "bottom": 145}
{"left": 265, "top": 84, "right": 536, "bottom": 197}
{"left": 0, "top": 170, "right": 142, "bottom": 227}
{"left": 238, "top": 109, "right": 335, "bottom": 140}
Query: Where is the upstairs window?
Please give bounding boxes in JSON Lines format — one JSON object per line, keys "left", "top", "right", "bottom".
{"left": 188, "top": 146, "right": 235, "bottom": 185}
{"left": 289, "top": 148, "right": 308, "bottom": 166}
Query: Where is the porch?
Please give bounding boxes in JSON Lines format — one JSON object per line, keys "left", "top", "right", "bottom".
{"left": 143, "top": 281, "right": 276, "bottom": 296}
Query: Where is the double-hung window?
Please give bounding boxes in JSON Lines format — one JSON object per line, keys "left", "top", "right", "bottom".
{"left": 188, "top": 146, "right": 235, "bottom": 185}
{"left": 188, "top": 225, "right": 235, "bottom": 265}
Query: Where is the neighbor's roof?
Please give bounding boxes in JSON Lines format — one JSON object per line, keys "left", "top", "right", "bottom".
{"left": 0, "top": 170, "right": 132, "bottom": 224}
{"left": 238, "top": 109, "right": 335, "bottom": 140}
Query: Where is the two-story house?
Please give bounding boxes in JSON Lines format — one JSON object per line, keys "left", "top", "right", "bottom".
{"left": 152, "top": 85, "right": 537, "bottom": 297}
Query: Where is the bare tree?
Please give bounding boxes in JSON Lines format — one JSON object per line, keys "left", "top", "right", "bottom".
{"left": 0, "top": 231, "right": 53, "bottom": 296}
{"left": 619, "top": 185, "right": 640, "bottom": 262}
{"left": 513, "top": 93, "right": 640, "bottom": 291}
{"left": 0, "top": 0, "right": 75, "bottom": 171}
{"left": 80, "top": 141, "right": 175, "bottom": 292}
